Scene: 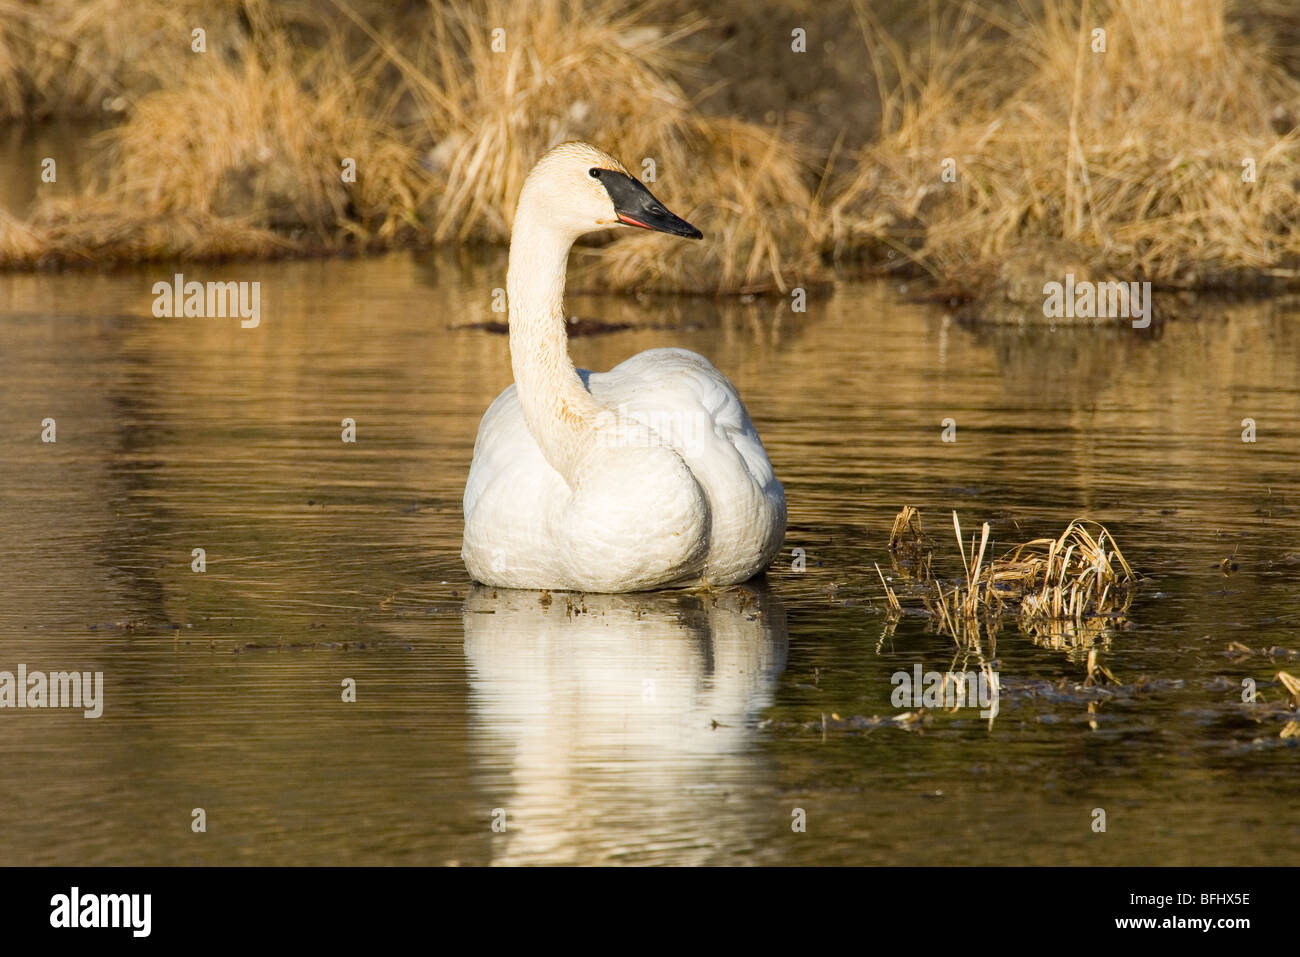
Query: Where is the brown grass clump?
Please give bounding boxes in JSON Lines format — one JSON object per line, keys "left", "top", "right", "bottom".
{"left": 100, "top": 53, "right": 349, "bottom": 232}
{"left": 13, "top": 27, "right": 430, "bottom": 264}
{"left": 371, "top": 0, "right": 822, "bottom": 293}
{"left": 5, "top": 0, "right": 819, "bottom": 292}
{"left": 5, "top": 199, "right": 289, "bottom": 268}
{"left": 113, "top": 41, "right": 424, "bottom": 237}
{"left": 381, "top": 0, "right": 704, "bottom": 243}
{"left": 0, "top": 0, "right": 251, "bottom": 120}
{"left": 0, "top": 208, "right": 47, "bottom": 265}
{"left": 826, "top": 0, "right": 1300, "bottom": 310}
{"left": 884, "top": 506, "right": 1138, "bottom": 652}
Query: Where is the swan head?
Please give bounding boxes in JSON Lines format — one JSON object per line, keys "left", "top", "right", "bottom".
{"left": 518, "top": 141, "right": 703, "bottom": 241}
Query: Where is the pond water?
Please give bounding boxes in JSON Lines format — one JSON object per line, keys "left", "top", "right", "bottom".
{"left": 0, "top": 249, "right": 1297, "bottom": 865}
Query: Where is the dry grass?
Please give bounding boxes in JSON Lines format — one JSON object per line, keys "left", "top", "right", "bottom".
{"left": 885, "top": 506, "right": 1138, "bottom": 652}
{"left": 382, "top": 0, "right": 821, "bottom": 293}
{"left": 386, "top": 0, "right": 706, "bottom": 243}
{"left": 6, "top": 3, "right": 430, "bottom": 264}
{"left": 3, "top": 199, "right": 290, "bottom": 268}
{"left": 1276, "top": 670, "right": 1299, "bottom": 737}
{"left": 0, "top": 0, "right": 251, "bottom": 120}
{"left": 9, "top": 0, "right": 1300, "bottom": 299}
{"left": 1279, "top": 670, "right": 1300, "bottom": 704}
{"left": 124, "top": 40, "right": 423, "bottom": 236}
{"left": 1, "top": 0, "right": 820, "bottom": 292}
{"left": 826, "top": 0, "right": 1300, "bottom": 309}
{"left": 0, "top": 208, "right": 46, "bottom": 264}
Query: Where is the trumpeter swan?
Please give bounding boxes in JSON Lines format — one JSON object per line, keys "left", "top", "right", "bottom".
{"left": 462, "top": 142, "right": 786, "bottom": 592}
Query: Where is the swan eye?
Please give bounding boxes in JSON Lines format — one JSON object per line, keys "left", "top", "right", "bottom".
{"left": 588, "top": 168, "right": 601, "bottom": 179}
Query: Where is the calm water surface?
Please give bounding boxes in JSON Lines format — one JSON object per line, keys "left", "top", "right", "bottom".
{"left": 1, "top": 251, "right": 1297, "bottom": 864}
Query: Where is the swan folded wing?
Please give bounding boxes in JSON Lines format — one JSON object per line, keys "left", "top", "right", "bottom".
{"left": 586, "top": 348, "right": 777, "bottom": 491}
{"left": 463, "top": 383, "right": 710, "bottom": 591}
{"left": 463, "top": 385, "right": 541, "bottom": 519}
{"left": 586, "top": 348, "right": 785, "bottom": 583}
{"left": 464, "top": 386, "right": 585, "bottom": 587}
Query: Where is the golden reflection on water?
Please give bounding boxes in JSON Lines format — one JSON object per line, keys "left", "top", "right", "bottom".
{"left": 1, "top": 250, "right": 1298, "bottom": 864}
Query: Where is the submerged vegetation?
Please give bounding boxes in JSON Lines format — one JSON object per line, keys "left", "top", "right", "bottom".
{"left": 2, "top": 0, "right": 1300, "bottom": 308}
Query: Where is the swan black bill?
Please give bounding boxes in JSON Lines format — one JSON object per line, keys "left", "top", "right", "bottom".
{"left": 591, "top": 168, "right": 703, "bottom": 240}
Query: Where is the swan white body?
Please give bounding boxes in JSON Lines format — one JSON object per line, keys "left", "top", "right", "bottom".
{"left": 462, "top": 143, "right": 786, "bottom": 592}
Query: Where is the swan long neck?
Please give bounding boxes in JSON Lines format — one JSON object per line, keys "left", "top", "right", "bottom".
{"left": 506, "top": 206, "right": 604, "bottom": 482}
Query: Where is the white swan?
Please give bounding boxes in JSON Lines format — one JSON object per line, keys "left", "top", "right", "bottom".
{"left": 462, "top": 142, "right": 786, "bottom": 592}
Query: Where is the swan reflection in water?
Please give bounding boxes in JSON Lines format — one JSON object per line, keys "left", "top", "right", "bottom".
{"left": 462, "top": 584, "right": 788, "bottom": 865}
